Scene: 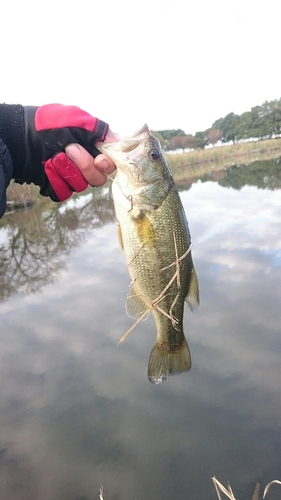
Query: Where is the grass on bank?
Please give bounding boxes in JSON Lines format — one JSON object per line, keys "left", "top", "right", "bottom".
{"left": 6, "top": 181, "right": 40, "bottom": 202}
{"left": 167, "top": 137, "right": 281, "bottom": 182}
{"left": 167, "top": 137, "right": 281, "bottom": 168}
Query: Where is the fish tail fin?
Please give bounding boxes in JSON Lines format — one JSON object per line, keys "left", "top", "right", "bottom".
{"left": 147, "top": 337, "right": 191, "bottom": 384}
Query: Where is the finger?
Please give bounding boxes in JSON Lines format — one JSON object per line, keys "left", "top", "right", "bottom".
{"left": 65, "top": 144, "right": 115, "bottom": 187}
{"left": 94, "top": 153, "right": 116, "bottom": 175}
{"left": 44, "top": 153, "right": 88, "bottom": 201}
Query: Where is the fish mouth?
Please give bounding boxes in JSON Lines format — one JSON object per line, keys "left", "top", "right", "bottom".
{"left": 113, "top": 125, "right": 149, "bottom": 153}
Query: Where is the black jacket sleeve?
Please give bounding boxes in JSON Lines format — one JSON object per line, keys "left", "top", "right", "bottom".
{"left": 0, "top": 139, "right": 13, "bottom": 218}
{"left": 0, "top": 104, "right": 43, "bottom": 186}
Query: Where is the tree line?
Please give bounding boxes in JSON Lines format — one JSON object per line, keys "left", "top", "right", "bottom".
{"left": 153, "top": 98, "right": 281, "bottom": 151}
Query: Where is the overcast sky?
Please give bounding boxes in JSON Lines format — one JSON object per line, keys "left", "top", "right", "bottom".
{"left": 2, "top": 0, "right": 281, "bottom": 135}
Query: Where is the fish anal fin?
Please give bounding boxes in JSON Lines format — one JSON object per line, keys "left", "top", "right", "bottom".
{"left": 148, "top": 337, "right": 191, "bottom": 384}
{"left": 126, "top": 284, "right": 150, "bottom": 320}
{"left": 186, "top": 267, "right": 200, "bottom": 312}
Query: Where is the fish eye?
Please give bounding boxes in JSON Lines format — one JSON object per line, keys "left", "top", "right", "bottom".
{"left": 148, "top": 148, "right": 161, "bottom": 161}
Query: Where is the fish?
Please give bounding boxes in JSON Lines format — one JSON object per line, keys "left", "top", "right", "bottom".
{"left": 98, "top": 125, "right": 199, "bottom": 383}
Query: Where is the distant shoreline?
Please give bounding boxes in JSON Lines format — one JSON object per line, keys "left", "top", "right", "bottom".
{"left": 167, "top": 137, "right": 281, "bottom": 182}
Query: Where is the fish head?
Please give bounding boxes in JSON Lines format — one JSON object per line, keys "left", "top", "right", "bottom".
{"left": 98, "top": 125, "right": 173, "bottom": 209}
{"left": 121, "top": 125, "right": 171, "bottom": 181}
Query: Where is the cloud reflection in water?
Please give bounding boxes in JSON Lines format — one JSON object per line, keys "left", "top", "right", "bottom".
{"left": 0, "top": 175, "right": 281, "bottom": 499}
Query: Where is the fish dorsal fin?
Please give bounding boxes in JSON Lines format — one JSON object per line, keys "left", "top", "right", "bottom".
{"left": 185, "top": 267, "right": 200, "bottom": 312}
{"left": 126, "top": 284, "right": 150, "bottom": 320}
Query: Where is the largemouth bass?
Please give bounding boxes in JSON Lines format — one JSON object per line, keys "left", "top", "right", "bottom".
{"left": 98, "top": 125, "right": 199, "bottom": 383}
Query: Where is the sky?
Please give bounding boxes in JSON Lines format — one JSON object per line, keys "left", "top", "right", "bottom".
{"left": 1, "top": 0, "right": 281, "bottom": 135}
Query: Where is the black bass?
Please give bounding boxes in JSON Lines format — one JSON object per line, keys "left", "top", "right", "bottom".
{"left": 98, "top": 125, "right": 199, "bottom": 383}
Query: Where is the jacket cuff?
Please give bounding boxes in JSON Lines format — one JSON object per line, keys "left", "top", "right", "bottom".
{"left": 94, "top": 118, "right": 109, "bottom": 142}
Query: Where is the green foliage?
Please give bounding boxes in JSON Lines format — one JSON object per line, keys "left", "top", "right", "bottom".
{"left": 212, "top": 112, "right": 240, "bottom": 142}
{"left": 194, "top": 131, "right": 209, "bottom": 148}
{"left": 153, "top": 97, "right": 281, "bottom": 151}
{"left": 212, "top": 98, "right": 281, "bottom": 142}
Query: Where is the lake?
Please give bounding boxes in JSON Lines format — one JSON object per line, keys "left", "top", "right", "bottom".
{"left": 0, "top": 159, "right": 281, "bottom": 500}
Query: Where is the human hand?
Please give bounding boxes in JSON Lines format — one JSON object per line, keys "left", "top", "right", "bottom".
{"left": 8, "top": 104, "right": 118, "bottom": 201}
{"left": 44, "top": 128, "right": 118, "bottom": 199}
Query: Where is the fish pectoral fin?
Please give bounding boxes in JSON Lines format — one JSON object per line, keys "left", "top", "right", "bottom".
{"left": 132, "top": 211, "right": 156, "bottom": 248}
{"left": 125, "top": 284, "right": 150, "bottom": 320}
{"left": 185, "top": 266, "right": 200, "bottom": 313}
{"left": 148, "top": 337, "right": 191, "bottom": 384}
{"left": 117, "top": 222, "right": 124, "bottom": 251}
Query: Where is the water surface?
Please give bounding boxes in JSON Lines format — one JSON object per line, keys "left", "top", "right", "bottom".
{"left": 0, "top": 161, "right": 281, "bottom": 500}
